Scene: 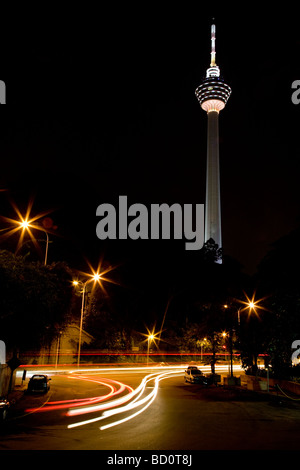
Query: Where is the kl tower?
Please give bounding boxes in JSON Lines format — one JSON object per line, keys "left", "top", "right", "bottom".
{"left": 195, "top": 22, "right": 231, "bottom": 262}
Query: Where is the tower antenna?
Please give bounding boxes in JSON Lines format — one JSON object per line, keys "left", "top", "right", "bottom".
{"left": 210, "top": 23, "right": 216, "bottom": 67}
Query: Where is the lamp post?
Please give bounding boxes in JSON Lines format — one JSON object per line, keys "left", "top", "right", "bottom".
{"left": 55, "top": 329, "right": 62, "bottom": 368}
{"left": 224, "top": 295, "right": 265, "bottom": 379}
{"left": 19, "top": 220, "right": 50, "bottom": 265}
{"left": 73, "top": 280, "right": 87, "bottom": 368}
{"left": 147, "top": 334, "right": 155, "bottom": 366}
{"left": 1, "top": 202, "right": 55, "bottom": 263}
{"left": 73, "top": 273, "right": 102, "bottom": 367}
{"left": 229, "top": 328, "right": 233, "bottom": 378}
{"left": 200, "top": 337, "right": 207, "bottom": 362}
{"left": 221, "top": 331, "right": 227, "bottom": 369}
{"left": 43, "top": 230, "right": 49, "bottom": 265}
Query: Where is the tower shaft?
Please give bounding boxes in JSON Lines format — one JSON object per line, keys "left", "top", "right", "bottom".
{"left": 205, "top": 110, "right": 221, "bottom": 248}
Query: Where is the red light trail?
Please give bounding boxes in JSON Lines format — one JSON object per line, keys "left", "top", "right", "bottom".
{"left": 25, "top": 374, "right": 133, "bottom": 414}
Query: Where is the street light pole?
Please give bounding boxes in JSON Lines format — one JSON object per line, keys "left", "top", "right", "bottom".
{"left": 73, "top": 272, "right": 103, "bottom": 368}
{"left": 44, "top": 230, "right": 49, "bottom": 265}
{"left": 19, "top": 220, "right": 50, "bottom": 265}
{"left": 237, "top": 307, "right": 241, "bottom": 326}
{"left": 77, "top": 282, "right": 87, "bottom": 368}
{"left": 229, "top": 328, "right": 233, "bottom": 378}
{"left": 55, "top": 330, "right": 62, "bottom": 368}
{"left": 146, "top": 334, "right": 155, "bottom": 366}
{"left": 147, "top": 337, "right": 150, "bottom": 366}
{"left": 224, "top": 295, "right": 264, "bottom": 380}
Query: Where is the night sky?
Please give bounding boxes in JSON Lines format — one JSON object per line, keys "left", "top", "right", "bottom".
{"left": 0, "top": 7, "right": 300, "bottom": 277}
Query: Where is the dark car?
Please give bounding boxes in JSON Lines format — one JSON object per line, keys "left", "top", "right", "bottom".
{"left": 0, "top": 397, "right": 10, "bottom": 421}
{"left": 184, "top": 366, "right": 209, "bottom": 384}
{"left": 27, "top": 374, "right": 51, "bottom": 393}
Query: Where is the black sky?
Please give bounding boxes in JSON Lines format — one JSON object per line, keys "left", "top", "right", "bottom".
{"left": 0, "top": 7, "right": 300, "bottom": 275}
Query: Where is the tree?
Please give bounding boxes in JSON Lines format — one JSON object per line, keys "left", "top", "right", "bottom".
{"left": 255, "top": 224, "right": 300, "bottom": 377}
{"left": 201, "top": 238, "right": 223, "bottom": 264}
{"left": 0, "top": 249, "right": 73, "bottom": 352}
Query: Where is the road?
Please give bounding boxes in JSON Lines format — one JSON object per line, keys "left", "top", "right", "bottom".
{"left": 1, "top": 365, "right": 300, "bottom": 451}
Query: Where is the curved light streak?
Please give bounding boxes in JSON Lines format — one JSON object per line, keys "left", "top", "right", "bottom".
{"left": 25, "top": 375, "right": 133, "bottom": 414}
{"left": 67, "top": 369, "right": 183, "bottom": 430}
{"left": 97, "top": 366, "right": 242, "bottom": 431}
{"left": 67, "top": 372, "right": 157, "bottom": 417}
{"left": 100, "top": 371, "right": 183, "bottom": 430}
{"left": 99, "top": 376, "right": 160, "bottom": 431}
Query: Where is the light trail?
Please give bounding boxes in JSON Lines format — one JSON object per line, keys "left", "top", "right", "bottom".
{"left": 17, "top": 351, "right": 265, "bottom": 369}
{"left": 25, "top": 375, "right": 133, "bottom": 414}
{"left": 99, "top": 375, "right": 163, "bottom": 431}
{"left": 99, "top": 371, "right": 183, "bottom": 430}
{"left": 67, "top": 369, "right": 183, "bottom": 429}
{"left": 21, "top": 364, "right": 244, "bottom": 428}
{"left": 66, "top": 372, "right": 161, "bottom": 417}
{"left": 67, "top": 365, "right": 243, "bottom": 430}
{"left": 16, "top": 363, "right": 243, "bottom": 378}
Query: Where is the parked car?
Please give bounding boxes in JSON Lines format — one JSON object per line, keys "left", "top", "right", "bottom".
{"left": 0, "top": 397, "right": 10, "bottom": 421}
{"left": 27, "top": 374, "right": 51, "bottom": 393}
{"left": 184, "top": 366, "right": 209, "bottom": 385}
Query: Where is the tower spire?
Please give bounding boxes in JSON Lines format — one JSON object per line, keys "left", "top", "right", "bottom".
{"left": 206, "top": 21, "right": 220, "bottom": 78}
{"left": 210, "top": 23, "right": 216, "bottom": 67}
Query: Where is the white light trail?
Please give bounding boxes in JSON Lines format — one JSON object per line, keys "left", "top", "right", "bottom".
{"left": 16, "top": 363, "right": 243, "bottom": 378}
{"left": 100, "top": 371, "right": 183, "bottom": 431}
{"left": 67, "top": 372, "right": 158, "bottom": 417}
{"left": 67, "top": 369, "right": 183, "bottom": 430}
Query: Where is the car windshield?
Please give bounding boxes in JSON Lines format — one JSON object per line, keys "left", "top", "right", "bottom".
{"left": 191, "top": 370, "right": 202, "bottom": 375}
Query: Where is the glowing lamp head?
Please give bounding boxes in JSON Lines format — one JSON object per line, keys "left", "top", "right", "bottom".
{"left": 20, "top": 219, "right": 30, "bottom": 229}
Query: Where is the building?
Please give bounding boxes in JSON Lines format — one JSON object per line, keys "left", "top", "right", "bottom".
{"left": 37, "top": 323, "right": 95, "bottom": 365}
{"left": 195, "top": 22, "right": 231, "bottom": 261}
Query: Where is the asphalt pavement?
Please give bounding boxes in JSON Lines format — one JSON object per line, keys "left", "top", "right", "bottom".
{"left": 1, "top": 368, "right": 300, "bottom": 451}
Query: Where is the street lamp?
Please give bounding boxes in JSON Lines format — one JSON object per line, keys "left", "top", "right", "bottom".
{"left": 20, "top": 220, "right": 30, "bottom": 229}
{"left": 224, "top": 294, "right": 266, "bottom": 378}
{"left": 238, "top": 293, "right": 265, "bottom": 319}
{"left": 0, "top": 200, "right": 54, "bottom": 264}
{"left": 55, "top": 329, "right": 63, "bottom": 369}
{"left": 142, "top": 328, "right": 160, "bottom": 366}
{"left": 147, "top": 334, "right": 155, "bottom": 366}
{"left": 73, "top": 272, "right": 103, "bottom": 367}
{"left": 19, "top": 220, "right": 50, "bottom": 265}
{"left": 200, "top": 337, "right": 207, "bottom": 362}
